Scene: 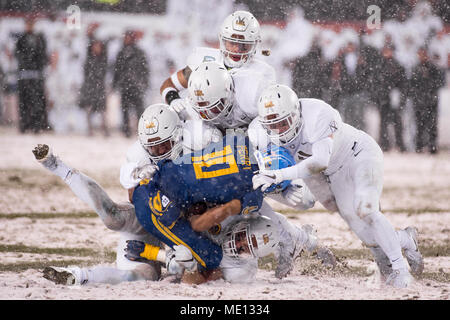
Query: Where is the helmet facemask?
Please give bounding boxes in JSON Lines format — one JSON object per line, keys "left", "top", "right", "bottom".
{"left": 222, "top": 221, "right": 258, "bottom": 259}
{"left": 142, "top": 126, "right": 182, "bottom": 162}
{"left": 260, "top": 110, "right": 303, "bottom": 145}
{"left": 222, "top": 217, "right": 279, "bottom": 260}
{"left": 194, "top": 96, "right": 234, "bottom": 122}
{"left": 219, "top": 34, "right": 258, "bottom": 68}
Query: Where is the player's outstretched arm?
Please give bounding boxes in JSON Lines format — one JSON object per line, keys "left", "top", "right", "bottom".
{"left": 189, "top": 199, "right": 241, "bottom": 232}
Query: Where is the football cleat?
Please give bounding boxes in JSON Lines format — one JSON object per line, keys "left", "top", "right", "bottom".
{"left": 32, "top": 144, "right": 50, "bottom": 160}
{"left": 32, "top": 144, "right": 58, "bottom": 170}
{"left": 43, "top": 266, "right": 84, "bottom": 286}
{"left": 316, "top": 247, "right": 337, "bottom": 268}
{"left": 385, "top": 267, "right": 413, "bottom": 288}
{"left": 403, "top": 227, "right": 424, "bottom": 276}
{"left": 275, "top": 224, "right": 318, "bottom": 279}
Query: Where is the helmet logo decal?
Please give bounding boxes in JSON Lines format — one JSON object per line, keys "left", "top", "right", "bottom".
{"left": 264, "top": 101, "right": 274, "bottom": 108}
{"left": 236, "top": 16, "right": 246, "bottom": 26}
{"left": 145, "top": 118, "right": 159, "bottom": 134}
{"left": 193, "top": 84, "right": 205, "bottom": 101}
{"left": 233, "top": 15, "right": 248, "bottom": 31}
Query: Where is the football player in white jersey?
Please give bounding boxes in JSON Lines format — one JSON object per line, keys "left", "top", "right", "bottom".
{"left": 120, "top": 103, "right": 223, "bottom": 202}
{"left": 159, "top": 10, "right": 276, "bottom": 122}
{"left": 186, "top": 60, "right": 274, "bottom": 133}
{"left": 250, "top": 84, "right": 425, "bottom": 288}
{"left": 185, "top": 61, "right": 335, "bottom": 278}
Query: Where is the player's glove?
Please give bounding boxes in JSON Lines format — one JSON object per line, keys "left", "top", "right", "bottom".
{"left": 124, "top": 240, "right": 151, "bottom": 263}
{"left": 282, "top": 181, "right": 304, "bottom": 206}
{"left": 252, "top": 169, "right": 284, "bottom": 192}
{"left": 166, "top": 245, "right": 197, "bottom": 275}
{"left": 131, "top": 163, "right": 158, "bottom": 181}
{"left": 169, "top": 98, "right": 190, "bottom": 117}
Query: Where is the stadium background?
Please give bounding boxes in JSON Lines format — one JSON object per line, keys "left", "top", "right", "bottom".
{"left": 0, "top": 0, "right": 449, "bottom": 150}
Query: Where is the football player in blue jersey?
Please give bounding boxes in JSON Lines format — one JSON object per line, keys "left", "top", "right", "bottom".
{"left": 32, "top": 135, "right": 318, "bottom": 285}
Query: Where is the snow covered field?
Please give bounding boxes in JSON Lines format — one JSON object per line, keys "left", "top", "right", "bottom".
{"left": 0, "top": 127, "right": 449, "bottom": 300}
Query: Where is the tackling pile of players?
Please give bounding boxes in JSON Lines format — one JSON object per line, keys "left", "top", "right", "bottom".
{"left": 35, "top": 10, "right": 423, "bottom": 289}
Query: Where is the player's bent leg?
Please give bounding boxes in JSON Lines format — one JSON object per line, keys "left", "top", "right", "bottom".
{"left": 352, "top": 159, "right": 412, "bottom": 288}
{"left": 260, "top": 203, "right": 335, "bottom": 278}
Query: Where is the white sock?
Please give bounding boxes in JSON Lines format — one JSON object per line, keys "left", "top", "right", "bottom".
{"left": 366, "top": 212, "right": 408, "bottom": 270}
{"left": 43, "top": 156, "right": 72, "bottom": 181}
{"left": 85, "top": 266, "right": 139, "bottom": 285}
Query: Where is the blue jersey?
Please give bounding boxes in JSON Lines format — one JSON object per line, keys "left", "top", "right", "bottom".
{"left": 132, "top": 134, "right": 262, "bottom": 270}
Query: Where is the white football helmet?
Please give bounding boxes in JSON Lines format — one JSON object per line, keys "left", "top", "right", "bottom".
{"left": 219, "top": 10, "right": 261, "bottom": 68}
{"left": 257, "top": 84, "right": 303, "bottom": 145}
{"left": 187, "top": 61, "right": 234, "bottom": 122}
{"left": 222, "top": 216, "right": 279, "bottom": 259}
{"left": 138, "top": 104, "right": 182, "bottom": 162}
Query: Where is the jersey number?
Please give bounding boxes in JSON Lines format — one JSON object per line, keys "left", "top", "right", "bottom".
{"left": 191, "top": 145, "right": 239, "bottom": 179}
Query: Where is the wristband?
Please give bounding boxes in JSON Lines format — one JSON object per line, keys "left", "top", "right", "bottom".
{"left": 162, "top": 88, "right": 181, "bottom": 105}
{"left": 170, "top": 72, "right": 185, "bottom": 91}
{"left": 141, "top": 244, "right": 160, "bottom": 261}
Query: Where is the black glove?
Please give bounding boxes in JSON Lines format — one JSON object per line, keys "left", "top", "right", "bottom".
{"left": 124, "top": 240, "right": 148, "bottom": 263}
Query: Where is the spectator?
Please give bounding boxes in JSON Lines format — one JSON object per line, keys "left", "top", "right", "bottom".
{"left": 336, "top": 40, "right": 367, "bottom": 131}
{"left": 409, "top": 46, "right": 446, "bottom": 154}
{"left": 291, "top": 37, "right": 326, "bottom": 100}
{"left": 79, "top": 25, "right": 109, "bottom": 137}
{"left": 0, "top": 64, "right": 4, "bottom": 122}
{"left": 113, "top": 30, "right": 149, "bottom": 137}
{"left": 376, "top": 40, "right": 408, "bottom": 152}
{"left": 14, "top": 16, "right": 49, "bottom": 133}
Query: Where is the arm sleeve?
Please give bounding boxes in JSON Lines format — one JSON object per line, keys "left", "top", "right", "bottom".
{"left": 279, "top": 137, "right": 334, "bottom": 180}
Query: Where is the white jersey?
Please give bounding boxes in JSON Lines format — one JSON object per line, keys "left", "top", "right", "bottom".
{"left": 186, "top": 46, "right": 276, "bottom": 132}
{"left": 119, "top": 119, "right": 222, "bottom": 189}
{"left": 249, "top": 98, "right": 367, "bottom": 176}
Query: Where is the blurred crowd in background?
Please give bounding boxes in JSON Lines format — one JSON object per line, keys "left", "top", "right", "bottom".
{"left": 0, "top": 0, "right": 448, "bottom": 154}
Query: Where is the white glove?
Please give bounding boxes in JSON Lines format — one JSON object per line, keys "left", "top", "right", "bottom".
{"left": 166, "top": 245, "right": 197, "bottom": 275}
{"left": 169, "top": 98, "right": 190, "bottom": 115}
{"left": 282, "top": 182, "right": 304, "bottom": 206}
{"left": 131, "top": 164, "right": 158, "bottom": 181}
{"left": 252, "top": 169, "right": 284, "bottom": 192}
